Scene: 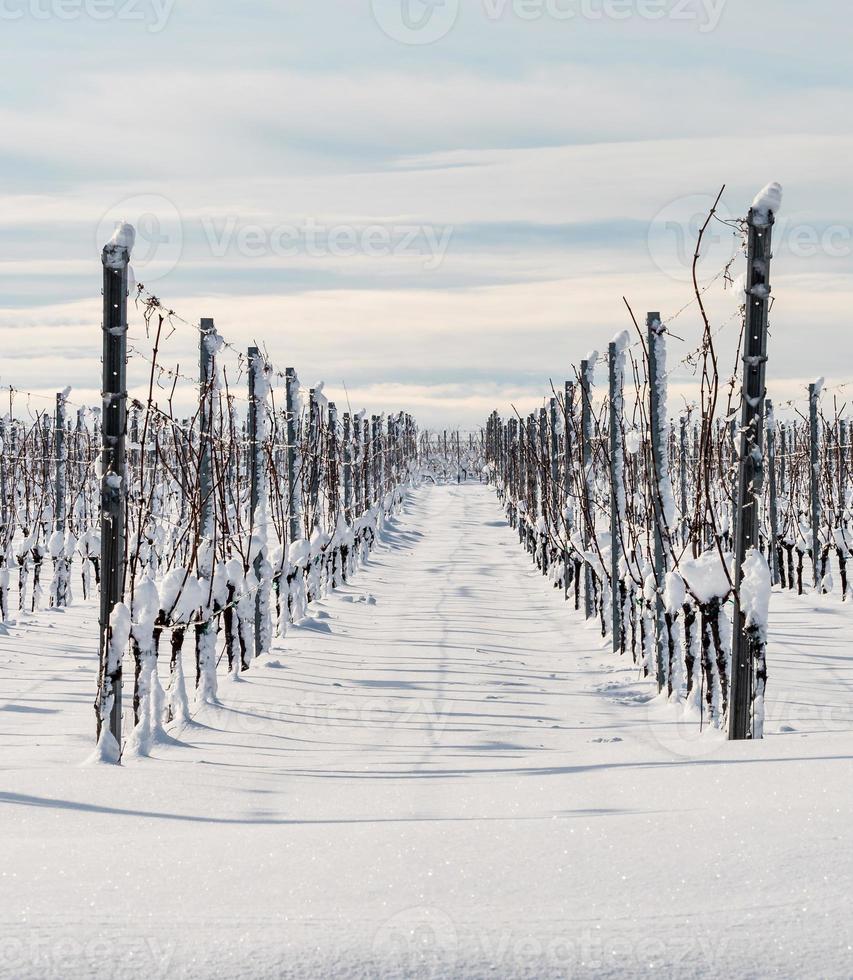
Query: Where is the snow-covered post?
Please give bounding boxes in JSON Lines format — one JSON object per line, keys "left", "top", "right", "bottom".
{"left": 549, "top": 398, "right": 559, "bottom": 539}
{"left": 196, "top": 318, "right": 220, "bottom": 702}
{"left": 563, "top": 381, "right": 575, "bottom": 599}
{"left": 248, "top": 347, "right": 262, "bottom": 521}
{"left": 0, "top": 419, "right": 8, "bottom": 571}
{"left": 526, "top": 413, "right": 538, "bottom": 552}
{"left": 538, "top": 406, "right": 549, "bottom": 573}
{"left": 284, "top": 367, "right": 308, "bottom": 620}
{"left": 74, "top": 408, "right": 87, "bottom": 523}
{"left": 353, "top": 412, "right": 364, "bottom": 519}
{"left": 343, "top": 412, "right": 353, "bottom": 524}
{"left": 387, "top": 416, "right": 395, "bottom": 494}
{"left": 766, "top": 399, "right": 781, "bottom": 586}
{"left": 0, "top": 421, "right": 6, "bottom": 519}
{"left": 580, "top": 356, "right": 596, "bottom": 620}
{"left": 96, "top": 222, "right": 133, "bottom": 753}
{"left": 838, "top": 419, "right": 850, "bottom": 598}
{"left": 308, "top": 389, "right": 321, "bottom": 528}
{"left": 729, "top": 182, "right": 780, "bottom": 741}
{"left": 198, "top": 318, "right": 217, "bottom": 541}
{"left": 362, "top": 417, "right": 371, "bottom": 515}
{"left": 808, "top": 381, "right": 822, "bottom": 590}
{"left": 285, "top": 367, "right": 302, "bottom": 543}
{"left": 248, "top": 346, "right": 271, "bottom": 659}
{"left": 54, "top": 392, "right": 67, "bottom": 534}
{"left": 41, "top": 415, "right": 51, "bottom": 533}
{"left": 679, "top": 415, "right": 689, "bottom": 547}
{"left": 456, "top": 426, "right": 462, "bottom": 484}
{"left": 647, "top": 313, "right": 670, "bottom": 692}
{"left": 49, "top": 390, "right": 74, "bottom": 609}
{"left": 372, "top": 415, "right": 381, "bottom": 506}
{"left": 839, "top": 418, "right": 848, "bottom": 527}
{"left": 609, "top": 335, "right": 629, "bottom": 653}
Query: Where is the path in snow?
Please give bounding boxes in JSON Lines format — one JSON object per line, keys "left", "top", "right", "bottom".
{"left": 1, "top": 483, "right": 852, "bottom": 979}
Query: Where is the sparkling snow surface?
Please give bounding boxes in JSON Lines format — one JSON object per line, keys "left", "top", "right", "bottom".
{"left": 1, "top": 483, "right": 852, "bottom": 979}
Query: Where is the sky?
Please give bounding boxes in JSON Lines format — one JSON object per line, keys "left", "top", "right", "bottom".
{"left": 1, "top": 0, "right": 852, "bottom": 428}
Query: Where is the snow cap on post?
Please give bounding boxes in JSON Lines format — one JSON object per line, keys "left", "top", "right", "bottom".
{"left": 750, "top": 182, "right": 782, "bottom": 226}
{"left": 611, "top": 329, "right": 631, "bottom": 354}
{"left": 102, "top": 221, "right": 135, "bottom": 269}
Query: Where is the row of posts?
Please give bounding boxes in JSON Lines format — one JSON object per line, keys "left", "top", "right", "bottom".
{"left": 485, "top": 202, "right": 776, "bottom": 740}
{"left": 95, "top": 243, "right": 417, "bottom": 747}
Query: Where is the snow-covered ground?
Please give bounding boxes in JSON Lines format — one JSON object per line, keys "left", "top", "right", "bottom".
{"left": 1, "top": 483, "right": 852, "bottom": 979}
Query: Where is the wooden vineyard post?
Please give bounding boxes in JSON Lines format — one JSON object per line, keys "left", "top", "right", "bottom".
{"left": 839, "top": 418, "right": 849, "bottom": 597}
{"left": 308, "top": 390, "right": 320, "bottom": 528}
{"left": 330, "top": 403, "right": 340, "bottom": 520}
{"left": 41, "top": 415, "right": 51, "bottom": 521}
{"left": 729, "top": 193, "right": 777, "bottom": 741}
{"left": 354, "top": 414, "right": 364, "bottom": 519}
{"left": 387, "top": 416, "right": 394, "bottom": 494}
{"left": 525, "top": 412, "right": 539, "bottom": 559}
{"left": 563, "top": 381, "right": 575, "bottom": 601}
{"left": 0, "top": 419, "right": 7, "bottom": 560}
{"left": 549, "top": 398, "right": 559, "bottom": 549}
{"left": 75, "top": 409, "right": 86, "bottom": 527}
{"left": 515, "top": 419, "right": 525, "bottom": 541}
{"left": 196, "top": 318, "right": 219, "bottom": 700}
{"left": 362, "top": 418, "right": 370, "bottom": 513}
{"left": 96, "top": 227, "right": 131, "bottom": 750}
{"left": 580, "top": 359, "right": 594, "bottom": 620}
{"left": 608, "top": 342, "right": 621, "bottom": 653}
{"left": 199, "top": 319, "right": 216, "bottom": 542}
{"left": 679, "top": 415, "right": 689, "bottom": 547}
{"left": 285, "top": 368, "right": 301, "bottom": 544}
{"left": 809, "top": 382, "right": 822, "bottom": 590}
{"left": 372, "top": 416, "right": 381, "bottom": 506}
{"left": 248, "top": 348, "right": 261, "bottom": 521}
{"left": 343, "top": 413, "right": 353, "bottom": 524}
{"left": 539, "top": 406, "right": 549, "bottom": 574}
{"left": 248, "top": 346, "right": 264, "bottom": 659}
{"left": 766, "top": 399, "right": 781, "bottom": 587}
{"left": 647, "top": 313, "right": 667, "bottom": 692}
{"left": 54, "top": 392, "right": 66, "bottom": 534}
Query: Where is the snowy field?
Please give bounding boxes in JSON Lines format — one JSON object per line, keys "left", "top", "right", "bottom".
{"left": 1, "top": 482, "right": 852, "bottom": 979}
